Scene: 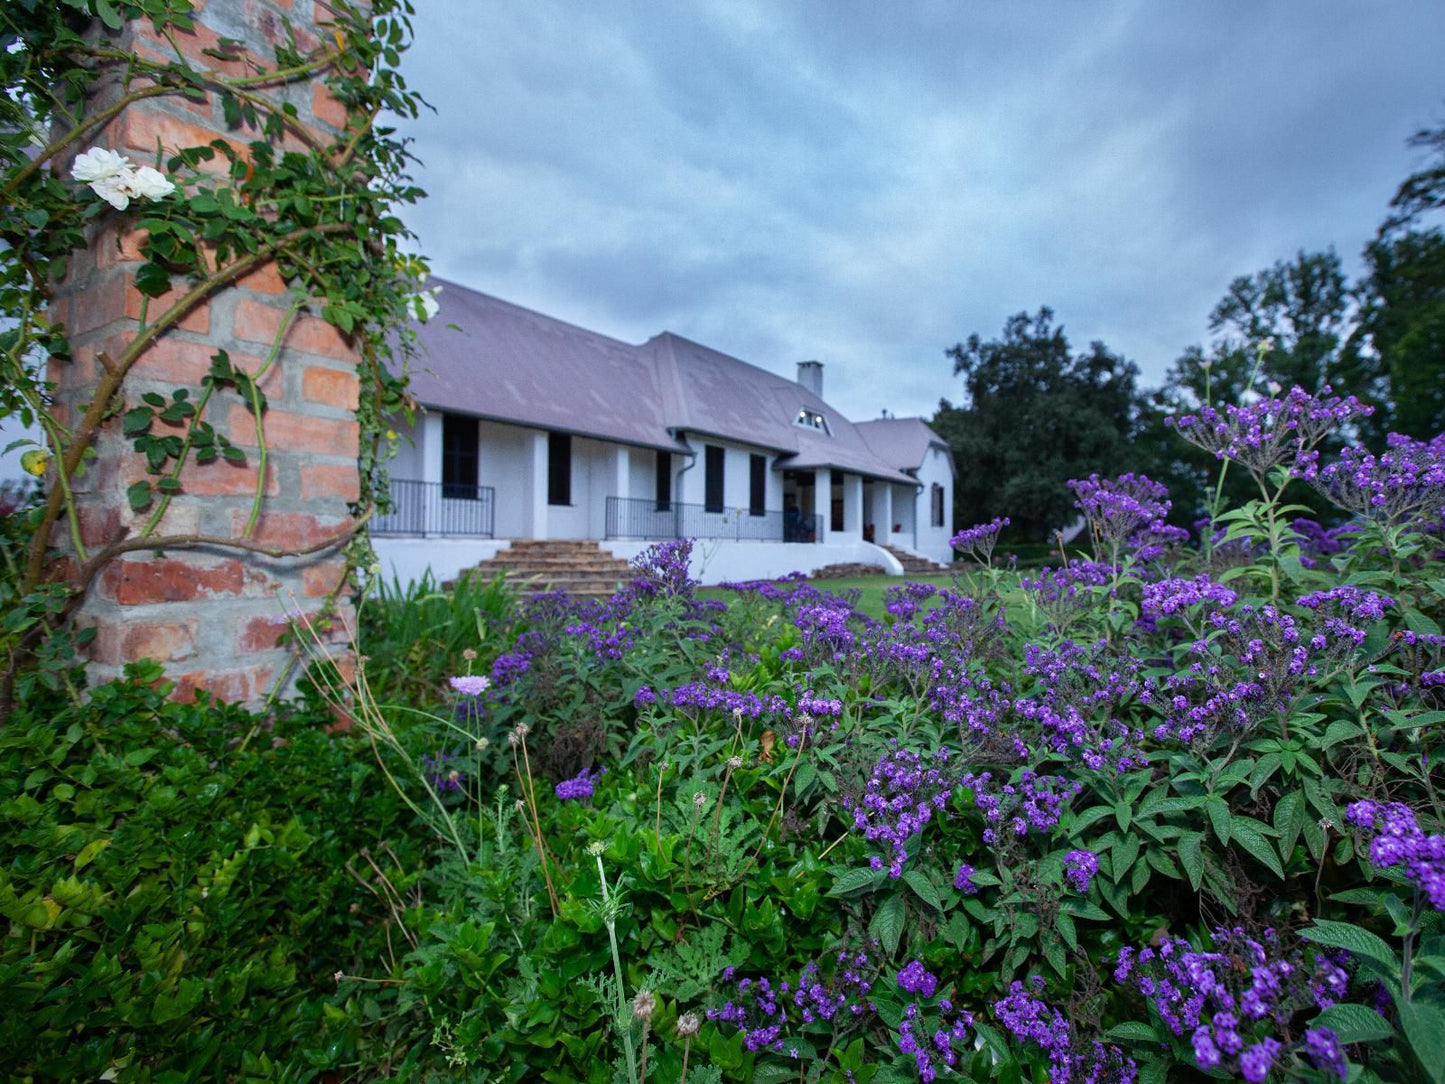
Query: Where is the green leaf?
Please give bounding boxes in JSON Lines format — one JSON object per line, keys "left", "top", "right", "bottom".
{"left": 123, "top": 406, "right": 154, "bottom": 436}
{"left": 1398, "top": 999, "right": 1445, "bottom": 1084}
{"left": 1113, "top": 800, "right": 1131, "bottom": 833}
{"left": 1249, "top": 752, "right": 1282, "bottom": 795}
{"left": 126, "top": 480, "right": 153, "bottom": 512}
{"left": 133, "top": 261, "right": 172, "bottom": 299}
{"left": 1273, "top": 791, "right": 1305, "bottom": 860}
{"left": 828, "top": 867, "right": 880, "bottom": 897}
{"left": 903, "top": 869, "right": 942, "bottom": 911}
{"left": 1230, "top": 816, "right": 1284, "bottom": 879}
{"left": 1205, "top": 796, "right": 1231, "bottom": 845}
{"left": 1312, "top": 1002, "right": 1396, "bottom": 1044}
{"left": 1178, "top": 831, "right": 1205, "bottom": 891}
{"left": 1104, "top": 1021, "right": 1162, "bottom": 1043}
{"left": 869, "top": 892, "right": 905, "bottom": 957}
{"left": 1303, "top": 920, "right": 1401, "bottom": 979}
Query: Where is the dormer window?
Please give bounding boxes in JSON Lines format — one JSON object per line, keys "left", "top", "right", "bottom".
{"left": 794, "top": 409, "right": 829, "bottom": 434}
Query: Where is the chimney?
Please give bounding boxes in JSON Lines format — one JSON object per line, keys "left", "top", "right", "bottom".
{"left": 796, "top": 360, "right": 823, "bottom": 399}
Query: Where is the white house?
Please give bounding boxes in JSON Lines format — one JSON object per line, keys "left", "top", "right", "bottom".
{"left": 373, "top": 280, "right": 955, "bottom": 586}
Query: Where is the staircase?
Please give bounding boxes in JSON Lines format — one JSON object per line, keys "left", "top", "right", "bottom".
{"left": 884, "top": 544, "right": 951, "bottom": 575}
{"left": 474, "top": 540, "right": 635, "bottom": 599}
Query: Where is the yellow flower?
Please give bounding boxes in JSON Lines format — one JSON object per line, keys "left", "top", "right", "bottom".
{"left": 20, "top": 449, "right": 49, "bottom": 477}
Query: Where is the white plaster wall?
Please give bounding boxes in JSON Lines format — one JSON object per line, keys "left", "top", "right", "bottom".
{"left": 681, "top": 437, "right": 780, "bottom": 513}
{"left": 914, "top": 445, "right": 955, "bottom": 566}
{"left": 372, "top": 537, "right": 511, "bottom": 587}
{"left": 387, "top": 418, "right": 423, "bottom": 481}
{"left": 603, "top": 538, "right": 903, "bottom": 585}
{"left": 628, "top": 448, "right": 657, "bottom": 505}
{"left": 479, "top": 420, "right": 531, "bottom": 539}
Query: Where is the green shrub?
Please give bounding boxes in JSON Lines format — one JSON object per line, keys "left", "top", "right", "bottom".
{"left": 0, "top": 662, "right": 431, "bottom": 1082}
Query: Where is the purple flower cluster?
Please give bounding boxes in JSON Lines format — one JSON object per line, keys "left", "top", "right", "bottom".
{"left": 1140, "top": 575, "right": 1237, "bottom": 624}
{"left": 1344, "top": 799, "right": 1445, "bottom": 909}
{"left": 951, "top": 516, "right": 1009, "bottom": 563}
{"left": 953, "top": 862, "right": 979, "bottom": 894}
{"left": 992, "top": 978, "right": 1137, "bottom": 1084}
{"left": 1114, "top": 927, "right": 1350, "bottom": 1081}
{"left": 1015, "top": 640, "right": 1149, "bottom": 773}
{"left": 897, "top": 960, "right": 938, "bottom": 997}
{"left": 1313, "top": 432, "right": 1445, "bottom": 534}
{"left": 1296, "top": 585, "right": 1395, "bottom": 625}
{"left": 1069, "top": 473, "right": 1172, "bottom": 548}
{"left": 624, "top": 538, "right": 696, "bottom": 599}
{"left": 795, "top": 604, "right": 858, "bottom": 651}
{"left": 884, "top": 581, "right": 939, "bottom": 620}
{"left": 897, "top": 998, "right": 974, "bottom": 1082}
{"left": 1167, "top": 385, "right": 1372, "bottom": 483}
{"left": 554, "top": 766, "right": 603, "bottom": 801}
{"left": 963, "top": 769, "right": 1081, "bottom": 843}
{"left": 1063, "top": 849, "right": 1099, "bottom": 892}
{"left": 842, "top": 745, "right": 954, "bottom": 876}
{"left": 421, "top": 751, "right": 464, "bottom": 793}
{"left": 670, "top": 680, "right": 790, "bottom": 719}
{"left": 708, "top": 953, "right": 876, "bottom": 1053}
{"left": 448, "top": 674, "right": 491, "bottom": 697}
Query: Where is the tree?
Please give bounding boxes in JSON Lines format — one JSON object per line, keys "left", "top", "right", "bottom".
{"left": 933, "top": 308, "right": 1142, "bottom": 541}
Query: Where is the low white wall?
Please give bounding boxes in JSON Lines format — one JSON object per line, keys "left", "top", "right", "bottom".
{"left": 372, "top": 537, "right": 510, "bottom": 587}
{"left": 602, "top": 538, "right": 904, "bottom": 585}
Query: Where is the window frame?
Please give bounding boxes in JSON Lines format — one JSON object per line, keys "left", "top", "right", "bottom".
{"left": 441, "top": 413, "right": 480, "bottom": 500}
{"left": 548, "top": 431, "right": 572, "bottom": 506}
{"left": 704, "top": 444, "right": 725, "bottom": 514}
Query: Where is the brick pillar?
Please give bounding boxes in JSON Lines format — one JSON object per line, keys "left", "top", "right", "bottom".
{"left": 49, "top": 2, "right": 361, "bottom": 703}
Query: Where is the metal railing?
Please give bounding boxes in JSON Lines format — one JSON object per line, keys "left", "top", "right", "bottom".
{"left": 373, "top": 478, "right": 495, "bottom": 537}
{"left": 605, "top": 496, "right": 822, "bottom": 543}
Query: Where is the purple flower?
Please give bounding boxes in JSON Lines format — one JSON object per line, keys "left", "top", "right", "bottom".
{"left": 1302, "top": 1028, "right": 1348, "bottom": 1080}
{"left": 448, "top": 674, "right": 491, "bottom": 697}
{"left": 897, "top": 960, "right": 938, "bottom": 998}
{"left": 1344, "top": 799, "right": 1445, "bottom": 909}
{"left": 1063, "top": 850, "right": 1099, "bottom": 893}
{"left": 951, "top": 517, "right": 1009, "bottom": 563}
{"left": 953, "top": 863, "right": 979, "bottom": 894}
{"left": 555, "top": 766, "right": 604, "bottom": 801}
{"left": 841, "top": 745, "right": 954, "bottom": 877}
{"left": 1239, "top": 1037, "right": 1281, "bottom": 1083}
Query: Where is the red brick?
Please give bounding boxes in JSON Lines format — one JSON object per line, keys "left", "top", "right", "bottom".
{"left": 226, "top": 404, "right": 358, "bottom": 456}
{"left": 302, "top": 555, "right": 350, "bottom": 597}
{"left": 232, "top": 299, "right": 356, "bottom": 361}
{"left": 180, "top": 456, "right": 280, "bottom": 497}
{"left": 301, "top": 366, "right": 359, "bottom": 411}
{"left": 95, "top": 227, "right": 149, "bottom": 269}
{"left": 173, "top": 667, "right": 268, "bottom": 705}
{"left": 88, "top": 616, "right": 199, "bottom": 666}
{"left": 229, "top": 509, "right": 353, "bottom": 549}
{"left": 236, "top": 260, "right": 288, "bottom": 295}
{"left": 239, "top": 612, "right": 295, "bottom": 652}
{"left": 98, "top": 556, "right": 247, "bottom": 605}
{"left": 132, "top": 20, "right": 251, "bottom": 79}
{"left": 65, "top": 273, "right": 128, "bottom": 336}
{"left": 126, "top": 281, "right": 210, "bottom": 334}
{"left": 132, "top": 339, "right": 277, "bottom": 396}
{"left": 311, "top": 82, "right": 349, "bottom": 129}
{"left": 300, "top": 463, "right": 360, "bottom": 502}
{"left": 113, "top": 109, "right": 249, "bottom": 168}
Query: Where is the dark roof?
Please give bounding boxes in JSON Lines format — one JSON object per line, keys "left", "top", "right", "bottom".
{"left": 855, "top": 417, "right": 957, "bottom": 477}
{"left": 404, "top": 278, "right": 916, "bottom": 484}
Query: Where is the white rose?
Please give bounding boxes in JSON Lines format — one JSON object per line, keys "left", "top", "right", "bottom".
{"left": 414, "top": 286, "right": 441, "bottom": 322}
{"left": 71, "top": 146, "right": 130, "bottom": 183}
{"left": 89, "top": 173, "right": 134, "bottom": 210}
{"left": 130, "top": 166, "right": 175, "bottom": 201}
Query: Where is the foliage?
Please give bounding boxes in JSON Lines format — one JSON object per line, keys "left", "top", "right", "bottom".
{"left": 0, "top": 0, "right": 427, "bottom": 694}
{"left": 933, "top": 308, "right": 1143, "bottom": 540}
{"left": 0, "top": 662, "right": 433, "bottom": 1082}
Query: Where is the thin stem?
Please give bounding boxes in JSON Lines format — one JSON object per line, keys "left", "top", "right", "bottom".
{"left": 596, "top": 854, "right": 640, "bottom": 1084}
{"left": 243, "top": 299, "right": 302, "bottom": 538}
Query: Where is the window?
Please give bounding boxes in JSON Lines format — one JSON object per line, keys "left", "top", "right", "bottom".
{"left": 793, "top": 408, "right": 828, "bottom": 433}
{"left": 931, "top": 483, "right": 945, "bottom": 527}
{"left": 548, "top": 431, "right": 571, "bottom": 506}
{"left": 831, "top": 470, "right": 845, "bottom": 532}
{"left": 655, "top": 450, "right": 672, "bottom": 511}
{"left": 442, "top": 414, "right": 479, "bottom": 499}
{"left": 749, "top": 454, "right": 766, "bottom": 515}
{"left": 704, "top": 445, "right": 724, "bottom": 513}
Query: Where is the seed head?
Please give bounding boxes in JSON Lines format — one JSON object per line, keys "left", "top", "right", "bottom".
{"left": 727, "top": 755, "right": 744, "bottom": 772}
{"left": 587, "top": 840, "right": 605, "bottom": 856}
{"left": 676, "top": 1012, "right": 700, "bottom": 1038}
{"left": 475, "top": 737, "right": 489, "bottom": 752}
{"left": 631, "top": 989, "right": 656, "bottom": 1022}
{"left": 462, "top": 648, "right": 478, "bottom": 661}
{"left": 693, "top": 791, "right": 708, "bottom": 810}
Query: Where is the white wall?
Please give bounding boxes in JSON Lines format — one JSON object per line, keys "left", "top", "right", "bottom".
{"left": 914, "top": 444, "right": 955, "bottom": 566}
{"left": 604, "top": 537, "right": 904, "bottom": 585}
{"left": 372, "top": 537, "right": 510, "bottom": 587}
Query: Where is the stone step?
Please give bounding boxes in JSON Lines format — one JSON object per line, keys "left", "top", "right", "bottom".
{"left": 477, "top": 540, "right": 634, "bottom": 599}
{"left": 884, "top": 545, "right": 949, "bottom": 574}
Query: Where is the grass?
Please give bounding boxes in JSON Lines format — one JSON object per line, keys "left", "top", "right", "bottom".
{"left": 700, "top": 570, "right": 964, "bottom": 621}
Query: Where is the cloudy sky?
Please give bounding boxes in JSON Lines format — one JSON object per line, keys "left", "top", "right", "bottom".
{"left": 394, "top": 1, "right": 1445, "bottom": 423}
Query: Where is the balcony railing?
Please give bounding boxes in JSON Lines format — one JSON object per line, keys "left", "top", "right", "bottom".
{"left": 605, "top": 496, "right": 822, "bottom": 543}
{"left": 373, "top": 478, "right": 495, "bottom": 537}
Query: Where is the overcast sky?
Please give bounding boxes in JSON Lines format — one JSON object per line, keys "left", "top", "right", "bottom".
{"left": 394, "top": 1, "right": 1445, "bottom": 423}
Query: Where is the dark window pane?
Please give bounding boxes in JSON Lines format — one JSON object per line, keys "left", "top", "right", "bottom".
{"left": 749, "top": 454, "right": 766, "bottom": 515}
{"left": 655, "top": 450, "right": 672, "bottom": 511}
{"left": 548, "top": 431, "right": 571, "bottom": 506}
{"left": 704, "top": 445, "right": 724, "bottom": 513}
{"left": 442, "top": 414, "right": 479, "bottom": 499}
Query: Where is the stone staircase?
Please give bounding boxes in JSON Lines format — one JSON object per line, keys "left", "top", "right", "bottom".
{"left": 884, "top": 544, "right": 951, "bottom": 575}
{"left": 475, "top": 539, "right": 634, "bottom": 598}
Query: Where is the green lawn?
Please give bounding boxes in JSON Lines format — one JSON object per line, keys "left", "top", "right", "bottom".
{"left": 699, "top": 570, "right": 963, "bottom": 620}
